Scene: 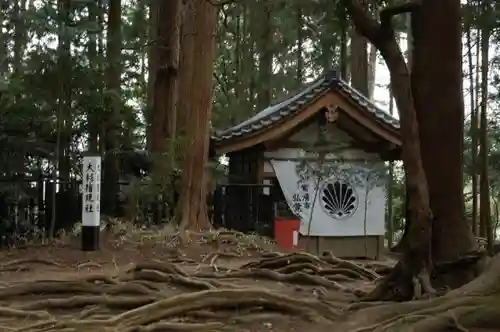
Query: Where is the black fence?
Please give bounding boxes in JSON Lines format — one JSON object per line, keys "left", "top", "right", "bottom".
{"left": 213, "top": 183, "right": 276, "bottom": 238}
{"left": 0, "top": 178, "right": 277, "bottom": 246}
{"left": 0, "top": 177, "right": 79, "bottom": 245}
{"left": 0, "top": 177, "right": 175, "bottom": 245}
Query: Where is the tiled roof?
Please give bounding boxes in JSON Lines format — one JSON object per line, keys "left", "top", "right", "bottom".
{"left": 213, "top": 70, "right": 399, "bottom": 142}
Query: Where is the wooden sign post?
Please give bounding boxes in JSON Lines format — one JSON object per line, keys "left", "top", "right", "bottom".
{"left": 81, "top": 155, "right": 101, "bottom": 251}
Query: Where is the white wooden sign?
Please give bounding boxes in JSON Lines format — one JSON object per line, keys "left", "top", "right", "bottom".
{"left": 82, "top": 156, "right": 101, "bottom": 227}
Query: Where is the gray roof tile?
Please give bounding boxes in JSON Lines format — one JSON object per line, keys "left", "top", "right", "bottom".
{"left": 213, "top": 70, "right": 399, "bottom": 142}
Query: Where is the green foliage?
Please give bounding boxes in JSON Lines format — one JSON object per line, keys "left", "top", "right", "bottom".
{"left": 0, "top": 0, "right": 499, "bottom": 239}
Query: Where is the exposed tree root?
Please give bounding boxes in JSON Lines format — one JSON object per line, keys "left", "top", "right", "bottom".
{"left": 325, "top": 274, "right": 356, "bottom": 282}
{"left": 125, "top": 321, "right": 224, "bottom": 332}
{"left": 0, "top": 281, "right": 105, "bottom": 299}
{"left": 342, "top": 254, "right": 500, "bottom": 331}
{"left": 360, "top": 262, "right": 395, "bottom": 276}
{"left": 8, "top": 289, "right": 337, "bottom": 331}
{"left": 239, "top": 252, "right": 379, "bottom": 285}
{"left": 321, "top": 252, "right": 380, "bottom": 280}
{"left": 110, "top": 288, "right": 339, "bottom": 327}
{"left": 75, "top": 262, "right": 103, "bottom": 270}
{"left": 0, "top": 306, "right": 51, "bottom": 319}
{"left": 17, "top": 295, "right": 157, "bottom": 311}
{"left": 196, "top": 268, "right": 364, "bottom": 294}
{"left": 127, "top": 261, "right": 188, "bottom": 277}
{"left": 260, "top": 252, "right": 283, "bottom": 258}
{"left": 0, "top": 252, "right": 349, "bottom": 332}
{"left": 202, "top": 251, "right": 242, "bottom": 263}
{"left": 0, "top": 258, "right": 65, "bottom": 272}
{"left": 106, "top": 281, "right": 159, "bottom": 295}
{"left": 127, "top": 269, "right": 216, "bottom": 290}
{"left": 241, "top": 252, "right": 325, "bottom": 270}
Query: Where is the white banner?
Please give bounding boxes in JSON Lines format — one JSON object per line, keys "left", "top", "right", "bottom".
{"left": 270, "top": 159, "right": 386, "bottom": 237}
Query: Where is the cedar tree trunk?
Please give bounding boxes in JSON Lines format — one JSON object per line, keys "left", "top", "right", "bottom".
{"left": 411, "top": 0, "right": 477, "bottom": 288}
{"left": 149, "top": 0, "right": 181, "bottom": 153}
{"left": 345, "top": 0, "right": 434, "bottom": 301}
{"left": 349, "top": 0, "right": 369, "bottom": 96}
{"left": 175, "top": 0, "right": 216, "bottom": 231}
{"left": 101, "top": 0, "right": 122, "bottom": 217}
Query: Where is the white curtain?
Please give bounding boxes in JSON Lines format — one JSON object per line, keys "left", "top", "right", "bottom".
{"left": 270, "top": 159, "right": 386, "bottom": 236}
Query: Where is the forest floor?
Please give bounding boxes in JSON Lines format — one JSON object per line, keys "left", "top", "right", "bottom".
{"left": 0, "top": 223, "right": 497, "bottom": 332}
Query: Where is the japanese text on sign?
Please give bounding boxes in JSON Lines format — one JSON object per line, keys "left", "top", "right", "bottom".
{"left": 82, "top": 156, "right": 101, "bottom": 226}
{"left": 292, "top": 182, "right": 313, "bottom": 214}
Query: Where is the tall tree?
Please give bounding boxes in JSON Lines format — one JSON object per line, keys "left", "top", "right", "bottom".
{"left": 146, "top": 0, "right": 157, "bottom": 149}
{"left": 149, "top": 0, "right": 181, "bottom": 153}
{"left": 338, "top": 3, "right": 348, "bottom": 79}
{"left": 295, "top": 5, "right": 304, "bottom": 86}
{"left": 176, "top": 0, "right": 217, "bottom": 231}
{"left": 465, "top": 0, "right": 479, "bottom": 235}
{"left": 86, "top": 0, "right": 100, "bottom": 153}
{"left": 12, "top": 0, "right": 27, "bottom": 76}
{"left": 411, "top": 0, "right": 476, "bottom": 288}
{"left": 101, "top": 0, "right": 122, "bottom": 216}
{"left": 367, "top": 44, "right": 377, "bottom": 99}
{"left": 56, "top": 0, "right": 72, "bottom": 184}
{"left": 255, "top": 1, "right": 273, "bottom": 109}
{"left": 51, "top": 0, "right": 73, "bottom": 239}
{"left": 349, "top": 0, "right": 369, "bottom": 95}
{"left": 346, "top": 0, "right": 476, "bottom": 300}
{"left": 479, "top": 0, "right": 493, "bottom": 253}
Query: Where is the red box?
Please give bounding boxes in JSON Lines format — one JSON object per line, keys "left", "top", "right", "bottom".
{"left": 274, "top": 218, "right": 300, "bottom": 251}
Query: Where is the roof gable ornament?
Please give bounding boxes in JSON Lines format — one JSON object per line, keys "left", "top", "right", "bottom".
{"left": 325, "top": 105, "right": 339, "bottom": 123}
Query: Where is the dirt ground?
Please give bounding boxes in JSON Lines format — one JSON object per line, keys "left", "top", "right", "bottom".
{"left": 0, "top": 228, "right": 493, "bottom": 332}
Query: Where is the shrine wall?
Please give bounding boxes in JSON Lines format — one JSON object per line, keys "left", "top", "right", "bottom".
{"left": 260, "top": 121, "right": 387, "bottom": 259}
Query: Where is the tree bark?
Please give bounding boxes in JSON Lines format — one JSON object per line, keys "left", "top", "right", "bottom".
{"left": 349, "top": 0, "right": 369, "bottom": 96}
{"left": 87, "top": 0, "right": 99, "bottom": 153}
{"left": 345, "top": 0, "right": 433, "bottom": 300}
{"left": 479, "top": 0, "right": 493, "bottom": 254}
{"left": 176, "top": 2, "right": 195, "bottom": 137}
{"left": 102, "top": 0, "right": 122, "bottom": 216}
{"left": 57, "top": 0, "right": 72, "bottom": 185}
{"left": 367, "top": 44, "right": 377, "bottom": 99}
{"left": 255, "top": 0, "right": 273, "bottom": 110}
{"left": 465, "top": 0, "right": 478, "bottom": 236}
{"left": 386, "top": 87, "right": 394, "bottom": 249}
{"left": 146, "top": 0, "right": 157, "bottom": 150}
{"left": 149, "top": 0, "right": 181, "bottom": 153}
{"left": 411, "top": 0, "right": 477, "bottom": 288}
{"left": 176, "top": 0, "right": 216, "bottom": 231}
{"left": 12, "top": 0, "right": 27, "bottom": 76}
{"left": 338, "top": 2, "right": 348, "bottom": 80}
{"left": 296, "top": 6, "right": 303, "bottom": 87}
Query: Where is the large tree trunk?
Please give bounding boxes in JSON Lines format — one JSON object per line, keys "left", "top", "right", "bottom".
{"left": 367, "top": 44, "right": 377, "bottom": 99}
{"left": 57, "top": 0, "right": 72, "bottom": 185}
{"left": 349, "top": 0, "right": 482, "bottom": 301}
{"left": 295, "top": 5, "right": 303, "bottom": 87}
{"left": 345, "top": 1, "right": 433, "bottom": 301}
{"left": 349, "top": 0, "right": 369, "bottom": 96}
{"left": 176, "top": 2, "right": 195, "bottom": 137}
{"left": 145, "top": 0, "right": 157, "bottom": 150}
{"left": 255, "top": 0, "right": 273, "bottom": 110}
{"left": 339, "top": 3, "right": 348, "bottom": 80}
{"left": 149, "top": 0, "right": 181, "bottom": 153}
{"left": 175, "top": 0, "right": 216, "bottom": 231}
{"left": 101, "top": 0, "right": 122, "bottom": 216}
{"left": 87, "top": 0, "right": 100, "bottom": 153}
{"left": 411, "top": 0, "right": 477, "bottom": 288}
{"left": 12, "top": 0, "right": 27, "bottom": 75}
{"left": 465, "top": 0, "right": 478, "bottom": 236}
{"left": 479, "top": 0, "right": 493, "bottom": 254}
